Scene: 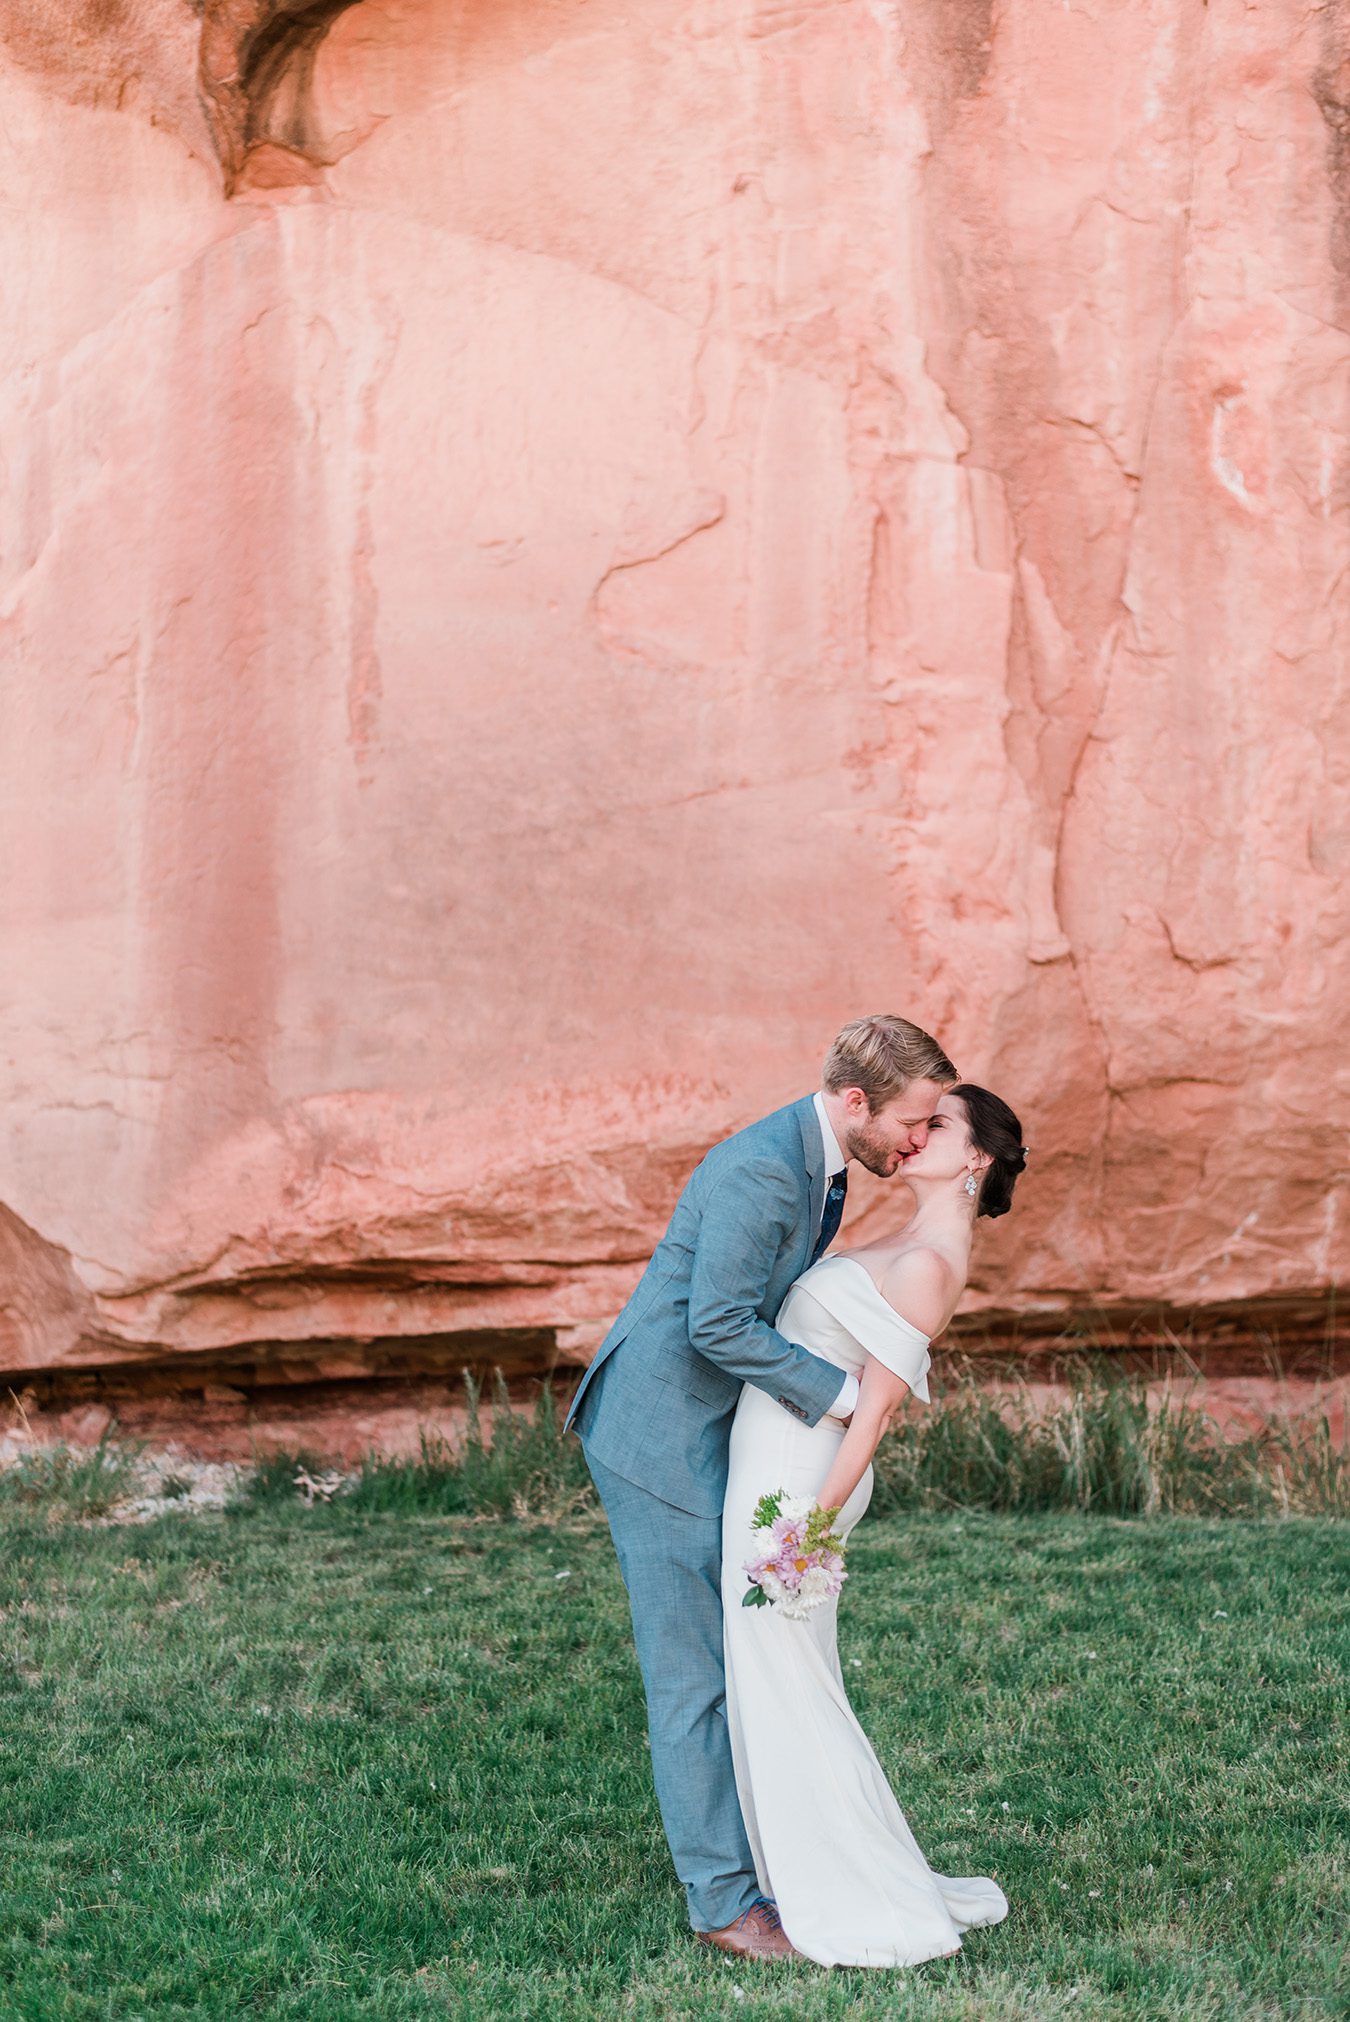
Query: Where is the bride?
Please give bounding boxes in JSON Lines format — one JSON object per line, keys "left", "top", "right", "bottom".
{"left": 721, "top": 1081, "right": 1027, "bottom": 1968}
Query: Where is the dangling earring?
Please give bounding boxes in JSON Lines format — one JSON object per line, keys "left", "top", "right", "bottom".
{"left": 964, "top": 1171, "right": 978, "bottom": 1198}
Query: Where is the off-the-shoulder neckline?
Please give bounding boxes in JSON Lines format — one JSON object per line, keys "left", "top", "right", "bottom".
{"left": 807, "top": 1254, "right": 931, "bottom": 1344}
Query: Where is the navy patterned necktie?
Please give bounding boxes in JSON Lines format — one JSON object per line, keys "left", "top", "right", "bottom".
{"left": 811, "top": 1168, "right": 848, "bottom": 1264}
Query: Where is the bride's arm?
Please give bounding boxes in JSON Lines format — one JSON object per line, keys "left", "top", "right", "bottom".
{"left": 814, "top": 1248, "right": 952, "bottom": 1514}
{"left": 816, "top": 1355, "right": 915, "bottom": 1512}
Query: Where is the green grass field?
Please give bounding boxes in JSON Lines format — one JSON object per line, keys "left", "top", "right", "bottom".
{"left": 1, "top": 1491, "right": 1346, "bottom": 2020}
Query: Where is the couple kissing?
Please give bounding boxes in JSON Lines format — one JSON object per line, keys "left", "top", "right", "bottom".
{"left": 565, "top": 1013, "right": 1026, "bottom": 1969}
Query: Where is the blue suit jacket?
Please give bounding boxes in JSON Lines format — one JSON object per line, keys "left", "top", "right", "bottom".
{"left": 564, "top": 1095, "right": 847, "bottom": 1516}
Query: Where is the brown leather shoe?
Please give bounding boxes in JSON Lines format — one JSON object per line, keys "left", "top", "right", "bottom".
{"left": 696, "top": 1897, "right": 799, "bottom": 1961}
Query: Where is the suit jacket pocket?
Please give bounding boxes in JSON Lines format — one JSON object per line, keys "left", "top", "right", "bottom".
{"left": 661, "top": 1353, "right": 735, "bottom": 1408}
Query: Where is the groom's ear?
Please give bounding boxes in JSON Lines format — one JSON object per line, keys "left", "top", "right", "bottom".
{"left": 838, "top": 1085, "right": 871, "bottom": 1120}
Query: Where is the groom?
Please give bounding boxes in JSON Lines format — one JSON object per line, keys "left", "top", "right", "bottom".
{"left": 565, "top": 1014, "right": 957, "bottom": 1959}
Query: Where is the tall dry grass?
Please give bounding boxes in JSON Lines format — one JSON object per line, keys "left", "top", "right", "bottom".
{"left": 234, "top": 1360, "right": 1348, "bottom": 1521}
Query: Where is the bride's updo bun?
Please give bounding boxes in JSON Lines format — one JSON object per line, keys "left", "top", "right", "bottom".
{"left": 950, "top": 1084, "right": 1027, "bottom": 1219}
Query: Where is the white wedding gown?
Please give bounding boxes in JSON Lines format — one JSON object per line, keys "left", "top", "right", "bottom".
{"left": 721, "top": 1254, "right": 1009, "bottom": 1968}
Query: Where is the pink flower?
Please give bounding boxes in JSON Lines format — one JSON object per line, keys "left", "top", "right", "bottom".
{"left": 741, "top": 1488, "right": 849, "bottom": 1618}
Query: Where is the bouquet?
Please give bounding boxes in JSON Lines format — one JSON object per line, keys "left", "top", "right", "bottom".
{"left": 741, "top": 1489, "right": 848, "bottom": 1619}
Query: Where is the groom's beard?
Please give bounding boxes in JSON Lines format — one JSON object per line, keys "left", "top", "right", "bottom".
{"left": 843, "top": 1117, "right": 909, "bottom": 1179}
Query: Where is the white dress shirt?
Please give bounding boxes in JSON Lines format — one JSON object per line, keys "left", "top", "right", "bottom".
{"left": 812, "top": 1092, "right": 861, "bottom": 1423}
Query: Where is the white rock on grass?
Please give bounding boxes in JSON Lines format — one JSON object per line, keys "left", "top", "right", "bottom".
{"left": 0, "top": 1434, "right": 257, "bottom": 1525}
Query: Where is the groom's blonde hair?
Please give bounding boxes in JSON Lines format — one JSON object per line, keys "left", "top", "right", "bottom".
{"left": 822, "top": 1015, "right": 957, "bottom": 1112}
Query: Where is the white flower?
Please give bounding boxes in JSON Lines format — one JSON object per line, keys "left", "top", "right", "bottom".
{"left": 777, "top": 1584, "right": 831, "bottom": 1620}
{"left": 1001, "top": 1802, "right": 1010, "bottom": 1812}
{"left": 850, "top": 1659, "right": 863, "bottom": 1669}
{"left": 778, "top": 1494, "right": 816, "bottom": 1523}
{"left": 1088, "top": 1889, "right": 1101, "bottom": 1898}
{"left": 554, "top": 1570, "right": 572, "bottom": 1581}
{"left": 798, "top": 1565, "right": 832, "bottom": 1602}
{"left": 1213, "top": 1609, "right": 1228, "bottom": 1618}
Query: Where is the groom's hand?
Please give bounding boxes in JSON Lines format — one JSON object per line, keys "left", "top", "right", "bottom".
{"left": 825, "top": 1370, "right": 861, "bottom": 1427}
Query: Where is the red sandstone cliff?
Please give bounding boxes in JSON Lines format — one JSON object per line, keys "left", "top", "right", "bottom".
{"left": 1, "top": 0, "right": 1346, "bottom": 1380}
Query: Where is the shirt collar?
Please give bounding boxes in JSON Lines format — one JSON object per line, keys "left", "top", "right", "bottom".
{"left": 812, "top": 1090, "right": 847, "bottom": 1178}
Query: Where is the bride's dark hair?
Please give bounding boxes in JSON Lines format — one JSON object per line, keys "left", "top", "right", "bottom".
{"left": 950, "top": 1084, "right": 1026, "bottom": 1220}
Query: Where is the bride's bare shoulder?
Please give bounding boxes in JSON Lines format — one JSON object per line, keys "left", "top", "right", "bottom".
{"left": 876, "top": 1246, "right": 958, "bottom": 1337}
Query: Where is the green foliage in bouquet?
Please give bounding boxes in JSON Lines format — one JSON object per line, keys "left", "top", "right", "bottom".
{"left": 803, "top": 1502, "right": 847, "bottom": 1556}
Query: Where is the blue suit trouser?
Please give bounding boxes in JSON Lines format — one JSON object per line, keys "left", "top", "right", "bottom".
{"left": 580, "top": 1434, "right": 761, "bottom": 1932}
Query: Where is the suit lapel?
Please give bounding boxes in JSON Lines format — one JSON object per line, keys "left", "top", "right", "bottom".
{"left": 794, "top": 1094, "right": 825, "bottom": 1278}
